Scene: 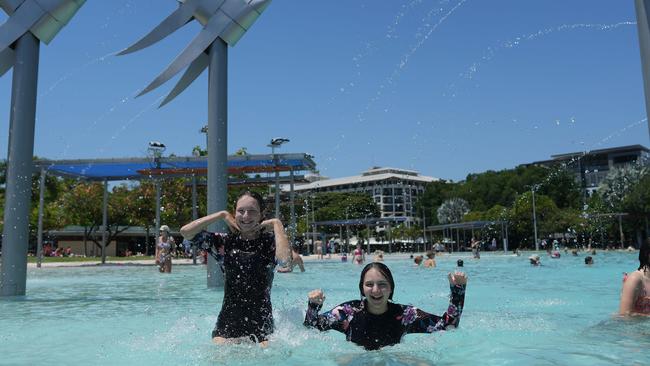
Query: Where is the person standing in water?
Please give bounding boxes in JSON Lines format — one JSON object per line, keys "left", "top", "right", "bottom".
{"left": 353, "top": 243, "right": 365, "bottom": 264}
{"left": 181, "top": 191, "right": 291, "bottom": 345}
{"left": 619, "top": 240, "right": 650, "bottom": 315}
{"left": 155, "top": 225, "right": 176, "bottom": 273}
{"left": 304, "top": 262, "right": 467, "bottom": 350}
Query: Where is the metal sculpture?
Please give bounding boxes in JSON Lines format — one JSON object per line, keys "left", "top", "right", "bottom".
{"left": 119, "top": 0, "right": 271, "bottom": 107}
{"left": 121, "top": 0, "right": 272, "bottom": 288}
{"left": 0, "top": 0, "right": 86, "bottom": 296}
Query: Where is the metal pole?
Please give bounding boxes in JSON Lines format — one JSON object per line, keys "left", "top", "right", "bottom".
{"left": 101, "top": 179, "right": 109, "bottom": 264}
{"left": 0, "top": 33, "right": 40, "bottom": 296}
{"left": 289, "top": 168, "right": 296, "bottom": 244}
{"left": 191, "top": 175, "right": 198, "bottom": 265}
{"left": 274, "top": 148, "right": 280, "bottom": 218}
{"left": 366, "top": 220, "right": 371, "bottom": 254}
{"left": 635, "top": 0, "right": 650, "bottom": 137}
{"left": 532, "top": 188, "right": 539, "bottom": 251}
{"left": 155, "top": 179, "right": 161, "bottom": 239}
{"left": 422, "top": 208, "right": 427, "bottom": 250}
{"left": 619, "top": 214, "right": 625, "bottom": 248}
{"left": 207, "top": 39, "right": 228, "bottom": 288}
{"left": 36, "top": 168, "right": 46, "bottom": 268}
{"left": 311, "top": 196, "right": 316, "bottom": 254}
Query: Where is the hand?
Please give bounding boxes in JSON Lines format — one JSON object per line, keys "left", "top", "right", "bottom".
{"left": 260, "top": 218, "right": 279, "bottom": 232}
{"left": 308, "top": 289, "right": 325, "bottom": 305}
{"left": 448, "top": 271, "right": 468, "bottom": 286}
{"left": 222, "top": 212, "right": 239, "bottom": 233}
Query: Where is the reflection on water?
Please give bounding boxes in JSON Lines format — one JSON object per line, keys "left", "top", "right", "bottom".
{"left": 1, "top": 253, "right": 649, "bottom": 365}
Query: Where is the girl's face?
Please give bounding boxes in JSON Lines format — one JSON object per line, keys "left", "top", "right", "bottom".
{"left": 363, "top": 268, "right": 391, "bottom": 313}
{"left": 235, "top": 195, "right": 262, "bottom": 233}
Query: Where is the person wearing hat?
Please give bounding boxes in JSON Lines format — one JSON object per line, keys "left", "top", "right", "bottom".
{"left": 529, "top": 254, "right": 541, "bottom": 266}
{"left": 156, "top": 225, "right": 176, "bottom": 273}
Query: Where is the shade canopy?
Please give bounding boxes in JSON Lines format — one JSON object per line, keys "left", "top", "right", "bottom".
{"left": 34, "top": 153, "right": 316, "bottom": 181}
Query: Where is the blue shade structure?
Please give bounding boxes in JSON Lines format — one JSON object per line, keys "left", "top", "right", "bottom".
{"left": 118, "top": 0, "right": 272, "bottom": 107}
{"left": 0, "top": 0, "right": 85, "bottom": 296}
{"left": 120, "top": 0, "right": 273, "bottom": 288}
{"left": 635, "top": 0, "right": 650, "bottom": 137}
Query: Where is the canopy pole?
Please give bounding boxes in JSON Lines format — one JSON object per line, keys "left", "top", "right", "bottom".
{"left": 36, "top": 168, "right": 46, "bottom": 268}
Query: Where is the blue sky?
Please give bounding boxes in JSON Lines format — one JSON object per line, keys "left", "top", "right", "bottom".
{"left": 0, "top": 0, "right": 647, "bottom": 181}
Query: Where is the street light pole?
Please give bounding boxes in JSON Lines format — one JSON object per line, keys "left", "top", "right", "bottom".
{"left": 267, "top": 138, "right": 289, "bottom": 218}
{"left": 532, "top": 187, "right": 539, "bottom": 251}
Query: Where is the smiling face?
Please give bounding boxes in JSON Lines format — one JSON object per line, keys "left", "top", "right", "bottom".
{"left": 362, "top": 268, "right": 392, "bottom": 314}
{"left": 235, "top": 195, "right": 262, "bottom": 234}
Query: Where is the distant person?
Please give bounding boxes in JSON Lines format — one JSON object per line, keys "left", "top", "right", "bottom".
{"left": 156, "top": 225, "right": 176, "bottom": 273}
{"left": 457, "top": 259, "right": 464, "bottom": 267}
{"left": 424, "top": 251, "right": 437, "bottom": 268}
{"left": 373, "top": 250, "right": 384, "bottom": 262}
{"left": 353, "top": 244, "right": 365, "bottom": 264}
{"left": 470, "top": 238, "right": 480, "bottom": 259}
{"left": 341, "top": 252, "right": 348, "bottom": 262}
{"left": 278, "top": 247, "right": 305, "bottom": 273}
{"left": 584, "top": 256, "right": 594, "bottom": 265}
{"left": 413, "top": 255, "right": 424, "bottom": 266}
{"left": 304, "top": 262, "right": 467, "bottom": 350}
{"left": 619, "top": 240, "right": 650, "bottom": 315}
{"left": 529, "top": 254, "right": 541, "bottom": 266}
{"left": 316, "top": 240, "right": 324, "bottom": 260}
{"left": 490, "top": 237, "right": 497, "bottom": 251}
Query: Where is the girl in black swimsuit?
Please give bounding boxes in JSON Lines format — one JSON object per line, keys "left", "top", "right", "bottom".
{"left": 181, "top": 191, "right": 292, "bottom": 345}
{"left": 304, "top": 262, "right": 467, "bottom": 350}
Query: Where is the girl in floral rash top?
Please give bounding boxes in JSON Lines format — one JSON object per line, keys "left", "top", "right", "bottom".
{"left": 304, "top": 262, "right": 467, "bottom": 350}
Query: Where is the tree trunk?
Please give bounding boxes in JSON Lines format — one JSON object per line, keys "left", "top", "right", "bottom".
{"left": 83, "top": 227, "right": 88, "bottom": 257}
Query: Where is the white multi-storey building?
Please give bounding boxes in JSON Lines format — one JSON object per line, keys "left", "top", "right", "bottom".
{"left": 291, "top": 167, "right": 438, "bottom": 227}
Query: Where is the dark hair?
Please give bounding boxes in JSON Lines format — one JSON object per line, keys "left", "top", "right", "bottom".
{"left": 457, "top": 259, "right": 464, "bottom": 267}
{"left": 426, "top": 251, "right": 435, "bottom": 259}
{"left": 639, "top": 240, "right": 650, "bottom": 272}
{"left": 584, "top": 256, "right": 593, "bottom": 264}
{"left": 236, "top": 190, "right": 266, "bottom": 221}
{"left": 359, "top": 262, "right": 395, "bottom": 300}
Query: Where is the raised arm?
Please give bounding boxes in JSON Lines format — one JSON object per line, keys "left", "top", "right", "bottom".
{"left": 403, "top": 272, "right": 467, "bottom": 334}
{"left": 261, "top": 218, "right": 291, "bottom": 265}
{"left": 180, "top": 211, "right": 236, "bottom": 240}
{"left": 304, "top": 289, "right": 355, "bottom": 333}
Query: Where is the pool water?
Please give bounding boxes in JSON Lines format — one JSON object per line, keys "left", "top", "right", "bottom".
{"left": 1, "top": 252, "right": 649, "bottom": 365}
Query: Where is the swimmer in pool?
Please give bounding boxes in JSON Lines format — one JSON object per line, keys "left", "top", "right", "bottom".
{"left": 277, "top": 246, "right": 305, "bottom": 273}
{"left": 619, "top": 240, "right": 650, "bottom": 316}
{"left": 304, "top": 262, "right": 467, "bottom": 350}
{"left": 181, "top": 191, "right": 291, "bottom": 345}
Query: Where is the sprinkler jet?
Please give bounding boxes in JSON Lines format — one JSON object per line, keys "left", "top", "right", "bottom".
{"left": 119, "top": 0, "right": 272, "bottom": 107}
{"left": 0, "top": 0, "right": 86, "bottom": 76}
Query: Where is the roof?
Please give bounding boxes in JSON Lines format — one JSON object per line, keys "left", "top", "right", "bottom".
{"left": 34, "top": 153, "right": 316, "bottom": 181}
{"left": 291, "top": 167, "right": 438, "bottom": 191}
{"left": 550, "top": 144, "right": 649, "bottom": 160}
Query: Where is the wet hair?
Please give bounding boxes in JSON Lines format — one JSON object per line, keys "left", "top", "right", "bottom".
{"left": 414, "top": 255, "right": 423, "bottom": 265}
{"left": 584, "top": 256, "right": 593, "bottom": 265}
{"left": 359, "top": 262, "right": 395, "bottom": 300}
{"left": 426, "top": 251, "right": 435, "bottom": 259}
{"left": 457, "top": 259, "right": 464, "bottom": 267}
{"left": 639, "top": 240, "right": 650, "bottom": 272}
{"left": 235, "top": 190, "right": 266, "bottom": 221}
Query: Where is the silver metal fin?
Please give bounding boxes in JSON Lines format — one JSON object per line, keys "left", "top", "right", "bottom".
{"left": 159, "top": 51, "right": 208, "bottom": 107}
{"left": 136, "top": 10, "right": 230, "bottom": 97}
{"left": 0, "top": 0, "right": 43, "bottom": 52}
{"left": 0, "top": 46, "right": 15, "bottom": 76}
{"left": 116, "top": 0, "right": 199, "bottom": 56}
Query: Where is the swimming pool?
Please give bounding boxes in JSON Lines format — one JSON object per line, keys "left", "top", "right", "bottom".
{"left": 1, "top": 252, "right": 648, "bottom": 365}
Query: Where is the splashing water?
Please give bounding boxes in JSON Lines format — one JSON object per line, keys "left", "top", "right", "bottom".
{"left": 446, "top": 21, "right": 636, "bottom": 97}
